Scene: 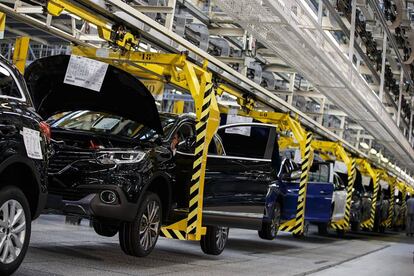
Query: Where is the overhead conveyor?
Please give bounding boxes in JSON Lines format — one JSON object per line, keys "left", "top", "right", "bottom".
{"left": 311, "top": 141, "right": 357, "bottom": 233}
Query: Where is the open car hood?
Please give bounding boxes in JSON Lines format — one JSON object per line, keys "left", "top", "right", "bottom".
{"left": 25, "top": 55, "right": 163, "bottom": 134}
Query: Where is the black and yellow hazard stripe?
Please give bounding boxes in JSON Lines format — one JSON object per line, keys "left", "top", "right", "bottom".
{"left": 344, "top": 159, "right": 357, "bottom": 228}
{"left": 186, "top": 84, "right": 214, "bottom": 235}
{"left": 386, "top": 183, "right": 395, "bottom": 228}
{"left": 367, "top": 172, "right": 381, "bottom": 228}
{"left": 292, "top": 132, "right": 313, "bottom": 235}
{"left": 160, "top": 228, "right": 187, "bottom": 240}
{"left": 401, "top": 188, "right": 407, "bottom": 221}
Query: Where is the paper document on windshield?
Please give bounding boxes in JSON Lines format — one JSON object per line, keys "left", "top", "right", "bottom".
{"left": 22, "top": 127, "right": 43, "bottom": 160}
{"left": 225, "top": 108, "right": 253, "bottom": 136}
{"left": 64, "top": 55, "right": 109, "bottom": 92}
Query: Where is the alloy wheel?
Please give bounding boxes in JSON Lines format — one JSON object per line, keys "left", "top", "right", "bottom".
{"left": 270, "top": 205, "right": 281, "bottom": 236}
{"left": 0, "top": 200, "right": 26, "bottom": 264}
{"left": 139, "top": 200, "right": 160, "bottom": 251}
{"left": 215, "top": 227, "right": 229, "bottom": 251}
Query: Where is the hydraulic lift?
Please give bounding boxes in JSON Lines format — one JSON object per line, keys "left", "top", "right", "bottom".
{"left": 356, "top": 159, "right": 380, "bottom": 230}
{"left": 311, "top": 141, "right": 357, "bottom": 233}
{"left": 70, "top": 46, "right": 220, "bottom": 241}
{"left": 216, "top": 85, "right": 314, "bottom": 236}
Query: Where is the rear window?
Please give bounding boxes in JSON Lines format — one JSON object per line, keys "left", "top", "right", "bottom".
{"left": 217, "top": 125, "right": 271, "bottom": 159}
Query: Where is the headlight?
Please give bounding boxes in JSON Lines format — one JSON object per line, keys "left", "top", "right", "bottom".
{"left": 97, "top": 150, "right": 146, "bottom": 164}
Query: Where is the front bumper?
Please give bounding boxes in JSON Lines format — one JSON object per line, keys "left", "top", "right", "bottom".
{"left": 46, "top": 185, "right": 138, "bottom": 222}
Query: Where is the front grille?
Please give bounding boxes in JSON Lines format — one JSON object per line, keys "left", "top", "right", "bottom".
{"left": 49, "top": 150, "right": 95, "bottom": 174}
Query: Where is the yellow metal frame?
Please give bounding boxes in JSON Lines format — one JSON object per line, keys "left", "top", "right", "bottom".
{"left": 12, "top": 37, "right": 30, "bottom": 74}
{"left": 47, "top": 0, "right": 138, "bottom": 51}
{"left": 0, "top": 12, "right": 5, "bottom": 39}
{"left": 217, "top": 85, "right": 313, "bottom": 235}
{"left": 356, "top": 159, "right": 380, "bottom": 230}
{"left": 311, "top": 141, "right": 356, "bottom": 231}
{"left": 380, "top": 173, "right": 397, "bottom": 228}
{"left": 71, "top": 46, "right": 219, "bottom": 241}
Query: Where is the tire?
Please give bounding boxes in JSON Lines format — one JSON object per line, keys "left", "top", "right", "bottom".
{"left": 119, "top": 192, "right": 161, "bottom": 257}
{"left": 336, "top": 229, "right": 345, "bottom": 237}
{"left": 92, "top": 221, "right": 118, "bottom": 237}
{"left": 0, "top": 186, "right": 31, "bottom": 276}
{"left": 317, "top": 223, "right": 328, "bottom": 235}
{"left": 200, "top": 226, "right": 229, "bottom": 255}
{"left": 258, "top": 202, "right": 281, "bottom": 240}
{"left": 351, "top": 221, "right": 360, "bottom": 232}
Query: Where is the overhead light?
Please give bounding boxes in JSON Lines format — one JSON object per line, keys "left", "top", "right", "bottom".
{"left": 360, "top": 142, "right": 370, "bottom": 150}
{"left": 369, "top": 148, "right": 377, "bottom": 155}
{"left": 381, "top": 157, "right": 388, "bottom": 163}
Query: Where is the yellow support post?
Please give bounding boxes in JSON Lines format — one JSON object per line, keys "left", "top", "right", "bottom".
{"left": 0, "top": 12, "right": 5, "bottom": 39}
{"left": 12, "top": 37, "right": 30, "bottom": 74}
{"left": 357, "top": 159, "right": 380, "bottom": 230}
{"left": 383, "top": 175, "right": 396, "bottom": 228}
{"left": 311, "top": 141, "right": 357, "bottom": 232}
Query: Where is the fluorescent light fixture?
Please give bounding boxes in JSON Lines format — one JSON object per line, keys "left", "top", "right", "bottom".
{"left": 369, "top": 148, "right": 377, "bottom": 155}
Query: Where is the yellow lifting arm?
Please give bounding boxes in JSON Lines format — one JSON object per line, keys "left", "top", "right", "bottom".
{"left": 311, "top": 141, "right": 357, "bottom": 231}
{"left": 47, "top": 0, "right": 138, "bottom": 51}
{"left": 69, "top": 48, "right": 219, "bottom": 241}
{"left": 380, "top": 173, "right": 397, "bottom": 228}
{"left": 356, "top": 159, "right": 380, "bottom": 230}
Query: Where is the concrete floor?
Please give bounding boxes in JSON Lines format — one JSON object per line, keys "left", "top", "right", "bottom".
{"left": 14, "top": 215, "right": 414, "bottom": 276}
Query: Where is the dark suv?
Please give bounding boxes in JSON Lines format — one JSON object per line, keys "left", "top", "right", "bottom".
{"left": 25, "top": 55, "right": 285, "bottom": 257}
{"left": 0, "top": 57, "right": 49, "bottom": 275}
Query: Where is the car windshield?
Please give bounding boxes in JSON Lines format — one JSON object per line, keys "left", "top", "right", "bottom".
{"left": 50, "top": 110, "right": 176, "bottom": 140}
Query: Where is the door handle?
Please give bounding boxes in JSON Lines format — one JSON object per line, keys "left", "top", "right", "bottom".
{"left": 320, "top": 190, "right": 328, "bottom": 195}
{"left": 0, "top": 124, "right": 17, "bottom": 135}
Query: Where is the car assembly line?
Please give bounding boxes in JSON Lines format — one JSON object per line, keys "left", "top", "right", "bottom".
{"left": 0, "top": 0, "right": 413, "bottom": 275}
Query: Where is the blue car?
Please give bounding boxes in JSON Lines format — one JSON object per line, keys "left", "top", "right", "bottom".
{"left": 277, "top": 157, "right": 335, "bottom": 233}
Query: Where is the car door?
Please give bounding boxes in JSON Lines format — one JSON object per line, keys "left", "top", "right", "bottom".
{"left": 0, "top": 63, "right": 43, "bottom": 163}
{"left": 171, "top": 121, "right": 197, "bottom": 208}
{"left": 331, "top": 173, "right": 347, "bottom": 222}
{"left": 281, "top": 161, "right": 334, "bottom": 223}
{"left": 203, "top": 123, "right": 278, "bottom": 228}
{"left": 305, "top": 162, "right": 334, "bottom": 222}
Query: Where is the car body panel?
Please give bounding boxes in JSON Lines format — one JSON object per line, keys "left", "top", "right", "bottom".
{"left": 331, "top": 190, "right": 347, "bottom": 222}
{"left": 279, "top": 181, "right": 334, "bottom": 223}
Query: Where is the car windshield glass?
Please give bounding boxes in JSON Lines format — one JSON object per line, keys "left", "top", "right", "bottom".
{"left": 51, "top": 111, "right": 176, "bottom": 140}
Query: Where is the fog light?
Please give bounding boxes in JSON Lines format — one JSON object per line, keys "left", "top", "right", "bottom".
{"left": 100, "top": 190, "right": 117, "bottom": 204}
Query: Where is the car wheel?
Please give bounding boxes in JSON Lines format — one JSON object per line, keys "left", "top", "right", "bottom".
{"left": 92, "top": 221, "right": 118, "bottom": 237}
{"left": 0, "top": 186, "right": 31, "bottom": 276}
{"left": 317, "top": 223, "right": 328, "bottom": 235}
{"left": 258, "top": 202, "right": 281, "bottom": 240}
{"left": 200, "top": 226, "right": 229, "bottom": 255}
{"left": 119, "top": 192, "right": 161, "bottom": 257}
